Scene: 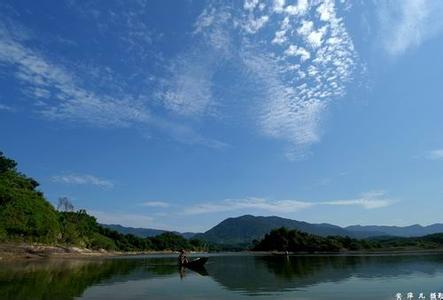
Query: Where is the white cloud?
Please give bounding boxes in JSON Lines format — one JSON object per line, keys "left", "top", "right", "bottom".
{"left": 159, "top": 54, "right": 215, "bottom": 117}
{"left": 427, "top": 149, "right": 443, "bottom": 160}
{"left": 58, "top": 0, "right": 357, "bottom": 160}
{"left": 322, "top": 191, "right": 393, "bottom": 209}
{"left": 243, "top": 15, "right": 270, "bottom": 34}
{"left": 90, "top": 210, "right": 154, "bottom": 227}
{"left": 193, "top": 6, "right": 232, "bottom": 55}
{"left": 0, "top": 19, "right": 226, "bottom": 149}
{"left": 297, "top": 20, "right": 314, "bottom": 36}
{"left": 184, "top": 197, "right": 314, "bottom": 215}
{"left": 273, "top": 0, "right": 286, "bottom": 13}
{"left": 284, "top": 45, "right": 311, "bottom": 61}
{"left": 234, "top": 0, "right": 359, "bottom": 159}
{"left": 244, "top": 0, "right": 260, "bottom": 12}
{"left": 183, "top": 191, "right": 394, "bottom": 215}
{"left": 377, "top": 0, "right": 443, "bottom": 56}
{"left": 0, "top": 26, "right": 151, "bottom": 127}
{"left": 272, "top": 29, "right": 287, "bottom": 44}
{"left": 307, "top": 25, "right": 327, "bottom": 48}
{"left": 285, "top": 0, "right": 309, "bottom": 16}
{"left": 0, "top": 104, "right": 14, "bottom": 111}
{"left": 2, "top": 1, "right": 358, "bottom": 159}
{"left": 317, "top": 0, "right": 334, "bottom": 21}
{"left": 159, "top": 5, "right": 234, "bottom": 118}
{"left": 51, "top": 174, "right": 114, "bottom": 189}
{"left": 140, "top": 201, "right": 171, "bottom": 208}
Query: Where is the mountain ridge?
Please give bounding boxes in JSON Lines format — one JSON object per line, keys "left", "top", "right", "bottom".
{"left": 195, "top": 215, "right": 443, "bottom": 244}
{"left": 102, "top": 215, "right": 443, "bottom": 244}
{"left": 100, "top": 224, "right": 197, "bottom": 239}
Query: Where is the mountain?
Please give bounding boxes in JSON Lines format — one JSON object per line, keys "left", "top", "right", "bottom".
{"left": 101, "top": 216, "right": 443, "bottom": 245}
{"left": 194, "top": 215, "right": 443, "bottom": 245}
{"left": 101, "top": 224, "right": 197, "bottom": 239}
{"left": 345, "top": 224, "right": 443, "bottom": 238}
{"left": 194, "top": 215, "right": 355, "bottom": 244}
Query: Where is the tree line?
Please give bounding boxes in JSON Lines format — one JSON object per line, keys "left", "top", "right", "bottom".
{"left": 252, "top": 227, "right": 443, "bottom": 252}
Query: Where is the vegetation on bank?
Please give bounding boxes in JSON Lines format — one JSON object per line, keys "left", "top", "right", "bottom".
{"left": 252, "top": 227, "right": 443, "bottom": 252}
{"left": 0, "top": 151, "right": 207, "bottom": 252}
{"left": 252, "top": 227, "right": 376, "bottom": 252}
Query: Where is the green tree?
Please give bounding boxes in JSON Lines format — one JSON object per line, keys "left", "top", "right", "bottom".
{"left": 0, "top": 151, "right": 60, "bottom": 242}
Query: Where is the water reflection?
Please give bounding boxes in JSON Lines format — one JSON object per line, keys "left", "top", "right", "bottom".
{"left": 1, "top": 254, "right": 443, "bottom": 299}
{"left": 0, "top": 258, "right": 140, "bottom": 299}
{"left": 179, "top": 265, "right": 209, "bottom": 278}
{"left": 205, "top": 254, "right": 443, "bottom": 294}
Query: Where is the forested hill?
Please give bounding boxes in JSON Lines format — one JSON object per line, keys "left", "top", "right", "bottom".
{"left": 194, "top": 215, "right": 355, "bottom": 244}
{"left": 0, "top": 151, "right": 205, "bottom": 252}
{"left": 253, "top": 227, "right": 443, "bottom": 253}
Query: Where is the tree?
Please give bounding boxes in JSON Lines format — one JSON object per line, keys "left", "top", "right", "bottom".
{"left": 0, "top": 151, "right": 17, "bottom": 173}
{"left": 57, "top": 197, "right": 74, "bottom": 212}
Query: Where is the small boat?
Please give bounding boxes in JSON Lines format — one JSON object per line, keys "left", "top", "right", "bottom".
{"left": 182, "top": 257, "right": 208, "bottom": 268}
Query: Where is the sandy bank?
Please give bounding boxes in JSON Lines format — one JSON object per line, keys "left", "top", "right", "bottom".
{"left": 0, "top": 243, "right": 178, "bottom": 261}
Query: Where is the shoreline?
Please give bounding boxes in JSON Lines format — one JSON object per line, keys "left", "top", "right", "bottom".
{"left": 254, "top": 248, "right": 443, "bottom": 256}
{"left": 0, "top": 243, "right": 187, "bottom": 261}
{"left": 2, "top": 243, "right": 443, "bottom": 261}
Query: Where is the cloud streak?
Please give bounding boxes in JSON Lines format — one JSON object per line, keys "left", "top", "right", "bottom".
{"left": 140, "top": 201, "right": 171, "bottom": 208}
{"left": 427, "top": 149, "right": 443, "bottom": 160}
{"left": 377, "top": 0, "right": 443, "bottom": 56}
{"left": 184, "top": 197, "right": 314, "bottom": 215}
{"left": 183, "top": 191, "right": 394, "bottom": 215}
{"left": 0, "top": 104, "right": 14, "bottom": 111}
{"left": 322, "top": 191, "right": 393, "bottom": 209}
{"left": 0, "top": 26, "right": 150, "bottom": 127}
{"left": 51, "top": 174, "right": 114, "bottom": 189}
{"left": 0, "top": 18, "right": 226, "bottom": 149}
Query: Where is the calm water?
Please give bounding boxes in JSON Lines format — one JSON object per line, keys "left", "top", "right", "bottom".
{"left": 1, "top": 253, "right": 443, "bottom": 300}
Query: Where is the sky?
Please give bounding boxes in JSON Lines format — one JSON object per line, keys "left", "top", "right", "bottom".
{"left": 1, "top": 0, "right": 443, "bottom": 232}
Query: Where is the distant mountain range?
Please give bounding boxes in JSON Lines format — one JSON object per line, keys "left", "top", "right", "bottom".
{"left": 102, "top": 215, "right": 443, "bottom": 245}
{"left": 100, "top": 224, "right": 197, "bottom": 239}
{"left": 345, "top": 224, "right": 443, "bottom": 238}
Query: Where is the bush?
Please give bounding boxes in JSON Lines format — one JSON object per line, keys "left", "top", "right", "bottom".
{"left": 88, "top": 233, "right": 116, "bottom": 251}
{"left": 0, "top": 226, "right": 6, "bottom": 241}
{"left": 0, "top": 190, "right": 60, "bottom": 242}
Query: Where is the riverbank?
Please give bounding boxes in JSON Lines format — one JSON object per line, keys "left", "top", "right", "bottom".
{"left": 0, "top": 243, "right": 181, "bottom": 260}
{"left": 3, "top": 243, "right": 443, "bottom": 261}
{"left": 255, "top": 248, "right": 443, "bottom": 256}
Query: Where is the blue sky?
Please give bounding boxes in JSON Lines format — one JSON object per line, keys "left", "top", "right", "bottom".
{"left": 1, "top": 0, "right": 443, "bottom": 232}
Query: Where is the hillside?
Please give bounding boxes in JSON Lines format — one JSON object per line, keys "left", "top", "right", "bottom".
{"left": 194, "top": 215, "right": 354, "bottom": 244}
{"left": 195, "top": 215, "right": 443, "bottom": 245}
{"left": 345, "top": 224, "right": 443, "bottom": 238}
{"left": 0, "top": 151, "right": 205, "bottom": 253}
{"left": 253, "top": 227, "right": 375, "bottom": 252}
{"left": 253, "top": 227, "right": 443, "bottom": 253}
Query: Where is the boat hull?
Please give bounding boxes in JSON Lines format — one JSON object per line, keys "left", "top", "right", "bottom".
{"left": 181, "top": 257, "right": 208, "bottom": 268}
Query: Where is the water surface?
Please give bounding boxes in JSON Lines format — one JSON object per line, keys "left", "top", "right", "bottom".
{"left": 1, "top": 253, "right": 443, "bottom": 299}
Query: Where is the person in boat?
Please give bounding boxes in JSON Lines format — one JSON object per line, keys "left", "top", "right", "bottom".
{"left": 178, "top": 249, "right": 189, "bottom": 265}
